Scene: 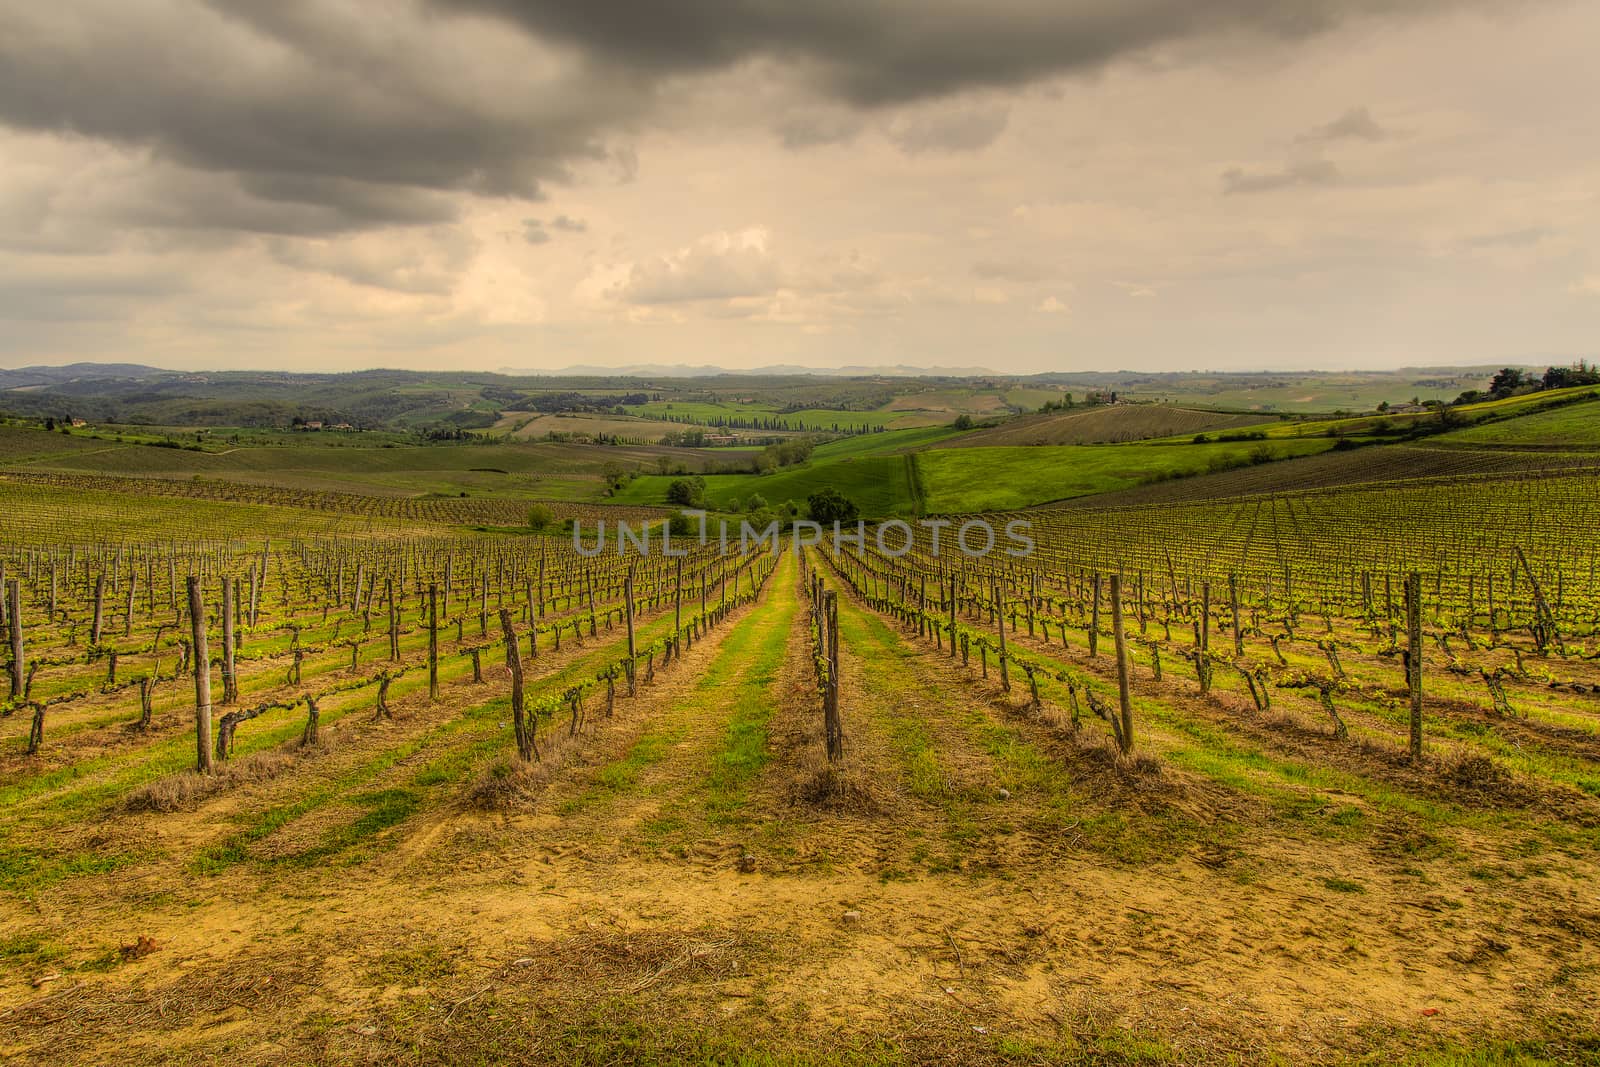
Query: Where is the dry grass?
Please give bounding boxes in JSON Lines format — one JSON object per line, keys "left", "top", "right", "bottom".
{"left": 463, "top": 723, "right": 595, "bottom": 810}
{"left": 0, "top": 948, "right": 322, "bottom": 1062}
{"left": 493, "top": 925, "right": 765, "bottom": 995}
{"left": 789, "top": 762, "right": 887, "bottom": 814}
{"left": 122, "top": 749, "right": 304, "bottom": 812}
{"left": 464, "top": 757, "right": 549, "bottom": 810}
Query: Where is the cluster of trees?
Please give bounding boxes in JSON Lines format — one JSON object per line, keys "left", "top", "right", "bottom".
{"left": 1458, "top": 362, "right": 1600, "bottom": 404}
{"left": 661, "top": 477, "right": 860, "bottom": 529}
{"left": 751, "top": 436, "right": 815, "bottom": 473}
{"left": 1031, "top": 391, "right": 1119, "bottom": 414}
{"left": 652, "top": 410, "right": 884, "bottom": 436}
{"left": 1036, "top": 394, "right": 1075, "bottom": 413}
{"left": 514, "top": 391, "right": 648, "bottom": 413}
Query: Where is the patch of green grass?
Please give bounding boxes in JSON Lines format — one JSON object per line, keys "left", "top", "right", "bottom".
{"left": 283, "top": 788, "right": 423, "bottom": 867}
{"left": 1323, "top": 876, "right": 1366, "bottom": 893}
{"left": 0, "top": 933, "right": 68, "bottom": 966}
{"left": 913, "top": 438, "right": 1333, "bottom": 512}
{"left": 0, "top": 846, "right": 141, "bottom": 894}
{"left": 701, "top": 570, "right": 797, "bottom": 823}
{"left": 613, "top": 455, "right": 919, "bottom": 518}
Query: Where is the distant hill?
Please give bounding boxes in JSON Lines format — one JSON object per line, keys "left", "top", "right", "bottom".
{"left": 529, "top": 363, "right": 996, "bottom": 378}
{"left": 0, "top": 363, "right": 167, "bottom": 388}
{"left": 944, "top": 404, "right": 1274, "bottom": 447}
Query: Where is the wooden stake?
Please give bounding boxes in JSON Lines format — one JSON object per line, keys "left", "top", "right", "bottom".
{"left": 500, "top": 608, "right": 535, "bottom": 762}
{"left": 186, "top": 576, "right": 213, "bottom": 774}
{"left": 1406, "top": 570, "right": 1424, "bottom": 760}
{"left": 1111, "top": 573, "right": 1133, "bottom": 755}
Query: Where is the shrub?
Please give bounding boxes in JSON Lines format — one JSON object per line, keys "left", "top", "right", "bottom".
{"left": 526, "top": 503, "right": 556, "bottom": 531}
{"left": 665, "top": 476, "right": 706, "bottom": 508}
{"left": 807, "top": 487, "right": 859, "bottom": 524}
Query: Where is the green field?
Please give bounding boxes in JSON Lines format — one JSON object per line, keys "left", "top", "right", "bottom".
{"left": 622, "top": 399, "right": 913, "bottom": 432}
{"left": 1432, "top": 394, "right": 1600, "bottom": 448}
{"left": 613, "top": 454, "right": 919, "bottom": 517}
{"left": 810, "top": 424, "right": 964, "bottom": 459}
{"left": 613, "top": 437, "right": 1335, "bottom": 516}
{"left": 914, "top": 438, "right": 1334, "bottom": 512}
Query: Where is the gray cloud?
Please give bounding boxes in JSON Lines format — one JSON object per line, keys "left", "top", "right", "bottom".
{"left": 433, "top": 1, "right": 1480, "bottom": 106}
{"left": 524, "top": 214, "right": 586, "bottom": 243}
{"left": 1221, "top": 158, "right": 1341, "bottom": 195}
{"left": 0, "top": 0, "right": 1481, "bottom": 241}
{"left": 0, "top": 261, "right": 186, "bottom": 323}
{"left": 614, "top": 231, "right": 781, "bottom": 304}
{"left": 775, "top": 111, "right": 865, "bottom": 150}
{"left": 265, "top": 232, "right": 471, "bottom": 294}
{"left": 887, "top": 106, "right": 1009, "bottom": 154}
{"left": 1298, "top": 106, "right": 1389, "bottom": 143}
{"left": 0, "top": 0, "right": 630, "bottom": 236}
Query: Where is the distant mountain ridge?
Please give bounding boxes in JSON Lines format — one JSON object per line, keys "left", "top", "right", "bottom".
{"left": 518, "top": 363, "right": 998, "bottom": 378}
{"left": 0, "top": 363, "right": 167, "bottom": 388}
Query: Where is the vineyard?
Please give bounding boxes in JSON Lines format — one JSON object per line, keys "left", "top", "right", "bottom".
{"left": 1, "top": 462, "right": 1598, "bottom": 1065}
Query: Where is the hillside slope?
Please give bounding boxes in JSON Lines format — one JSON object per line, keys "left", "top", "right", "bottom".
{"left": 945, "top": 404, "right": 1272, "bottom": 447}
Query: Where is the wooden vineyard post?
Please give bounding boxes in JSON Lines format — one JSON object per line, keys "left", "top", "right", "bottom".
{"left": 221, "top": 579, "right": 238, "bottom": 705}
{"left": 674, "top": 557, "right": 683, "bottom": 659}
{"left": 387, "top": 578, "right": 399, "bottom": 661}
{"left": 625, "top": 565, "right": 637, "bottom": 696}
{"left": 824, "top": 590, "right": 842, "bottom": 762}
{"left": 1405, "top": 571, "right": 1424, "bottom": 760}
{"left": 124, "top": 568, "right": 136, "bottom": 636}
{"left": 90, "top": 571, "right": 106, "bottom": 646}
{"left": 994, "top": 580, "right": 1011, "bottom": 693}
{"left": 537, "top": 544, "right": 546, "bottom": 619}
{"left": 1089, "top": 573, "right": 1101, "bottom": 658}
{"left": 428, "top": 583, "right": 440, "bottom": 702}
{"left": 1197, "top": 581, "right": 1212, "bottom": 695}
{"left": 249, "top": 564, "right": 260, "bottom": 628}
{"left": 948, "top": 576, "right": 958, "bottom": 659}
{"left": 1229, "top": 572, "right": 1243, "bottom": 657}
{"left": 302, "top": 696, "right": 320, "bottom": 747}
{"left": 500, "top": 609, "right": 535, "bottom": 762}
{"left": 1111, "top": 573, "right": 1134, "bottom": 755}
{"left": 186, "top": 576, "right": 214, "bottom": 775}
{"left": 7, "top": 578, "right": 23, "bottom": 702}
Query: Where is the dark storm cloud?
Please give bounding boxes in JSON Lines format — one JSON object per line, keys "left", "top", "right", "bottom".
{"left": 0, "top": 0, "right": 629, "bottom": 235}
{"left": 0, "top": 0, "right": 1482, "bottom": 239}
{"left": 432, "top": 0, "right": 1479, "bottom": 105}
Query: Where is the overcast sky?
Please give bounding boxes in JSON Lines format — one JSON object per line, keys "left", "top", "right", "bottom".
{"left": 1, "top": 0, "right": 1596, "bottom": 374}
